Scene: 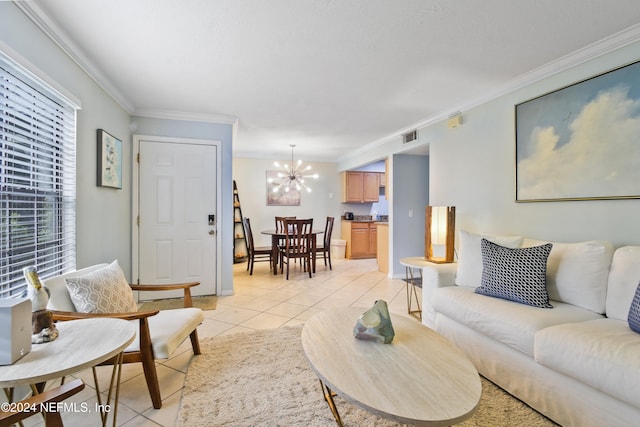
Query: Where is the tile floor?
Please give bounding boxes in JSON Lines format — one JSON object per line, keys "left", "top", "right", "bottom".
{"left": 18, "top": 257, "right": 421, "bottom": 426}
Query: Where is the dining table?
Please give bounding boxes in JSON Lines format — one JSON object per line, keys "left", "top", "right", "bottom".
{"left": 261, "top": 229, "right": 324, "bottom": 275}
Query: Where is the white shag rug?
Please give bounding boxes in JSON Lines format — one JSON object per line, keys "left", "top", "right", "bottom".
{"left": 178, "top": 326, "right": 557, "bottom": 426}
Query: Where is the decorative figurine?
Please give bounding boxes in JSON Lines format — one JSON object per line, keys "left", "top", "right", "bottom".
{"left": 353, "top": 299, "right": 395, "bottom": 344}
{"left": 23, "top": 266, "right": 59, "bottom": 343}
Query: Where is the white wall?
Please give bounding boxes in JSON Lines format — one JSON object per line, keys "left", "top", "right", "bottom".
{"left": 1, "top": 3, "right": 236, "bottom": 291}
{"left": 1, "top": 3, "right": 133, "bottom": 274}
{"left": 232, "top": 158, "right": 342, "bottom": 248}
{"left": 426, "top": 40, "right": 640, "bottom": 248}
{"left": 391, "top": 154, "right": 429, "bottom": 272}
{"left": 131, "top": 116, "right": 234, "bottom": 294}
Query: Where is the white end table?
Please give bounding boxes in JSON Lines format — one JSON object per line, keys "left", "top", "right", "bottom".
{"left": 0, "top": 317, "right": 136, "bottom": 427}
{"left": 400, "top": 257, "right": 436, "bottom": 320}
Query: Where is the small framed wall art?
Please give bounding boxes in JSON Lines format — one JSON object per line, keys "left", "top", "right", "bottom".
{"left": 97, "top": 129, "right": 122, "bottom": 189}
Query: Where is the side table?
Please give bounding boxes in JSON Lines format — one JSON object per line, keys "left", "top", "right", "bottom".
{"left": 0, "top": 317, "right": 136, "bottom": 427}
{"left": 399, "top": 257, "right": 435, "bottom": 321}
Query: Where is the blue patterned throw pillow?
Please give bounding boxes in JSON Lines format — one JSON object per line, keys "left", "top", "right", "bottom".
{"left": 475, "top": 239, "right": 553, "bottom": 308}
{"left": 628, "top": 283, "right": 640, "bottom": 334}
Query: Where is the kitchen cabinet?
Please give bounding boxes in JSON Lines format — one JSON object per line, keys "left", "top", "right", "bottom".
{"left": 341, "top": 171, "right": 380, "bottom": 203}
{"left": 341, "top": 221, "right": 377, "bottom": 259}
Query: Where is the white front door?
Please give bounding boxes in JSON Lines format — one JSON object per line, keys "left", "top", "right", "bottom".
{"left": 136, "top": 138, "right": 217, "bottom": 299}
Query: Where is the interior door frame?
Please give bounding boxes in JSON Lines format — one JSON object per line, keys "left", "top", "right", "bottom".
{"left": 131, "top": 134, "right": 223, "bottom": 296}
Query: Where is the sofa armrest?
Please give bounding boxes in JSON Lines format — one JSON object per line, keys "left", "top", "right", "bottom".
{"left": 421, "top": 262, "right": 458, "bottom": 328}
{"left": 422, "top": 262, "right": 458, "bottom": 291}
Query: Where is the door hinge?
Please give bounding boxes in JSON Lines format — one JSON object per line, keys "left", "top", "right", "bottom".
{"left": 137, "top": 152, "right": 140, "bottom": 163}
{"left": 137, "top": 215, "right": 140, "bottom": 226}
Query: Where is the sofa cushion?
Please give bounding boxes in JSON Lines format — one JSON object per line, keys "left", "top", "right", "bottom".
{"left": 523, "top": 239, "right": 613, "bottom": 314}
{"left": 475, "top": 239, "right": 553, "bottom": 308}
{"left": 432, "top": 286, "right": 602, "bottom": 357}
{"left": 628, "top": 283, "right": 640, "bottom": 333}
{"left": 456, "top": 230, "right": 524, "bottom": 288}
{"left": 65, "top": 260, "right": 138, "bottom": 313}
{"left": 607, "top": 246, "right": 640, "bottom": 321}
{"left": 535, "top": 318, "right": 640, "bottom": 409}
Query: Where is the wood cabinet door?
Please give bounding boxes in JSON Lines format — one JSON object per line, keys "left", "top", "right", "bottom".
{"left": 368, "top": 224, "right": 377, "bottom": 256}
{"left": 363, "top": 172, "right": 379, "bottom": 202}
{"left": 344, "top": 171, "right": 364, "bottom": 202}
{"left": 350, "top": 224, "right": 369, "bottom": 258}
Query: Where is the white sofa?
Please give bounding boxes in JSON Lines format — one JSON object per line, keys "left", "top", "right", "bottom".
{"left": 421, "top": 231, "right": 640, "bottom": 427}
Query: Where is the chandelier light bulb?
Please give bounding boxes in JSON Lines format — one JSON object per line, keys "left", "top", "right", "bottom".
{"left": 270, "top": 144, "right": 319, "bottom": 193}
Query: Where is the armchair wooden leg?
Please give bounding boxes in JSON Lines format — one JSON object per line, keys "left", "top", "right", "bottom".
{"left": 139, "top": 318, "right": 163, "bottom": 409}
{"left": 190, "top": 329, "right": 201, "bottom": 355}
{"left": 141, "top": 354, "right": 162, "bottom": 409}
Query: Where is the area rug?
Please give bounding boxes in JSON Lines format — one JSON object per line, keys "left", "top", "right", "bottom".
{"left": 138, "top": 295, "right": 217, "bottom": 311}
{"left": 178, "top": 326, "right": 557, "bottom": 426}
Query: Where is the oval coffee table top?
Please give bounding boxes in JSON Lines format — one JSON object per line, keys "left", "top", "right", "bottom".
{"left": 301, "top": 308, "right": 481, "bottom": 426}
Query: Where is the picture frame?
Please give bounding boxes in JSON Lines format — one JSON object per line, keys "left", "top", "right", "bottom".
{"left": 266, "top": 170, "right": 301, "bottom": 206}
{"left": 515, "top": 60, "right": 640, "bottom": 202}
{"left": 97, "top": 129, "right": 122, "bottom": 189}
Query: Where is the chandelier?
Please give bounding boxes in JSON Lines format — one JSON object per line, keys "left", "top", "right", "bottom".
{"left": 269, "top": 144, "right": 319, "bottom": 193}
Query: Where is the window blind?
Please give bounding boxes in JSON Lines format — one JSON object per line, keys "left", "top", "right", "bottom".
{"left": 0, "top": 56, "right": 76, "bottom": 298}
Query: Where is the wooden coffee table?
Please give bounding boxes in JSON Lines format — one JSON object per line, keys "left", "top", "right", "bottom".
{"left": 301, "top": 308, "right": 481, "bottom": 426}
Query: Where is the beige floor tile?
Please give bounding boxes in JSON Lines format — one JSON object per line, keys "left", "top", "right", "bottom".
{"left": 239, "top": 312, "right": 291, "bottom": 329}
{"left": 206, "top": 306, "right": 260, "bottom": 324}
{"left": 265, "top": 301, "right": 309, "bottom": 317}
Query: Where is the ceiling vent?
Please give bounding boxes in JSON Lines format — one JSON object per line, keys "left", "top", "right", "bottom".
{"left": 402, "top": 129, "right": 417, "bottom": 144}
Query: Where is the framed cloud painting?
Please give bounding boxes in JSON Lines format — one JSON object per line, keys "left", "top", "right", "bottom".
{"left": 515, "top": 60, "right": 640, "bottom": 202}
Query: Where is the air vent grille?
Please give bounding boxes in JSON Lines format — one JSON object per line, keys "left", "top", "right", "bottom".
{"left": 402, "top": 130, "right": 417, "bottom": 143}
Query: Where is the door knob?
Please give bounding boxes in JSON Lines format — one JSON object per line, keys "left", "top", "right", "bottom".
{"left": 208, "top": 229, "right": 215, "bottom": 235}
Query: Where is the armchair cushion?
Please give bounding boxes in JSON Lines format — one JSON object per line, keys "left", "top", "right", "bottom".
{"left": 125, "top": 307, "right": 205, "bottom": 358}
{"left": 65, "top": 260, "right": 138, "bottom": 313}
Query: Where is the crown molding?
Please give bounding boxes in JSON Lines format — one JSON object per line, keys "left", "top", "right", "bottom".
{"left": 15, "top": 1, "right": 135, "bottom": 113}
{"left": 339, "top": 23, "right": 640, "bottom": 163}
{"left": 133, "top": 109, "right": 239, "bottom": 125}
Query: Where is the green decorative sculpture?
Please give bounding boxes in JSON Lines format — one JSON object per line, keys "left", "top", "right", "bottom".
{"left": 353, "top": 300, "right": 395, "bottom": 344}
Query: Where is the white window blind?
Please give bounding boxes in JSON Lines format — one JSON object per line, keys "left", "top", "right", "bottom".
{"left": 0, "top": 55, "right": 77, "bottom": 298}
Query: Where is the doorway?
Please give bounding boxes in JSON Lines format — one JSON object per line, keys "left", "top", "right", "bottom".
{"left": 132, "top": 135, "right": 222, "bottom": 299}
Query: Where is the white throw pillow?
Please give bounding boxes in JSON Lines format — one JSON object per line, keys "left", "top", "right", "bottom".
{"left": 606, "top": 246, "right": 640, "bottom": 320}
{"left": 65, "top": 260, "right": 138, "bottom": 313}
{"left": 456, "top": 230, "right": 524, "bottom": 288}
{"left": 524, "top": 239, "right": 613, "bottom": 314}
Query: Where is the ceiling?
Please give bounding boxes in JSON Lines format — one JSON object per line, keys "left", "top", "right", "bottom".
{"left": 24, "top": 0, "right": 640, "bottom": 162}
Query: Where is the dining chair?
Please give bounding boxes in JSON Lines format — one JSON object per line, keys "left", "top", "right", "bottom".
{"left": 275, "top": 216, "right": 297, "bottom": 262}
{"left": 279, "top": 218, "right": 314, "bottom": 279}
{"left": 244, "top": 217, "right": 272, "bottom": 275}
{"left": 0, "top": 379, "right": 85, "bottom": 427}
{"left": 315, "top": 216, "right": 335, "bottom": 270}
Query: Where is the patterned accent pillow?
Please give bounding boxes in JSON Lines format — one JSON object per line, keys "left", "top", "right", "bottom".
{"left": 475, "top": 239, "right": 553, "bottom": 308}
{"left": 628, "top": 283, "right": 640, "bottom": 334}
{"left": 65, "top": 260, "right": 138, "bottom": 313}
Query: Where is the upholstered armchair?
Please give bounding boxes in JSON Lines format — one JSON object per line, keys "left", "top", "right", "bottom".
{"left": 43, "top": 261, "right": 204, "bottom": 409}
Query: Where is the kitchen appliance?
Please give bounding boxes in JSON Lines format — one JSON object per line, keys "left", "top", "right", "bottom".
{"left": 344, "top": 212, "right": 354, "bottom": 220}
